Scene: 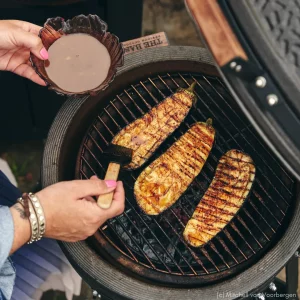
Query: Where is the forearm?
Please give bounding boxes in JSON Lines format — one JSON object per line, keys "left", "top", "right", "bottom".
{"left": 9, "top": 203, "right": 31, "bottom": 254}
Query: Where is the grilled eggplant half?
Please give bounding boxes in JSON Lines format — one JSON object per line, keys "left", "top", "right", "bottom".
{"left": 134, "top": 120, "right": 215, "bottom": 215}
{"left": 183, "top": 149, "right": 255, "bottom": 247}
{"left": 112, "top": 82, "right": 197, "bottom": 170}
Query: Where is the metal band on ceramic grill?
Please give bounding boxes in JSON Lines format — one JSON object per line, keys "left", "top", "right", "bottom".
{"left": 28, "top": 193, "right": 46, "bottom": 239}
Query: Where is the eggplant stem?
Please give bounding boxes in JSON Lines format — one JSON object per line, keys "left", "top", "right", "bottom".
{"left": 206, "top": 118, "right": 213, "bottom": 126}
{"left": 186, "top": 81, "right": 197, "bottom": 93}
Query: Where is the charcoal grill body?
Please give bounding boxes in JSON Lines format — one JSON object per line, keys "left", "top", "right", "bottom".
{"left": 42, "top": 46, "right": 300, "bottom": 300}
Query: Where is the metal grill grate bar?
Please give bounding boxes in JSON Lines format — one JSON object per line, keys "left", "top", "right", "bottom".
{"left": 123, "top": 201, "right": 187, "bottom": 275}
{"left": 220, "top": 231, "right": 247, "bottom": 261}
{"left": 230, "top": 223, "right": 255, "bottom": 254}
{"left": 243, "top": 208, "right": 270, "bottom": 241}
{"left": 101, "top": 225, "right": 139, "bottom": 263}
{"left": 110, "top": 102, "right": 130, "bottom": 125}
{"left": 208, "top": 242, "right": 230, "bottom": 268}
{"left": 124, "top": 90, "right": 145, "bottom": 114}
{"left": 116, "top": 95, "right": 137, "bottom": 120}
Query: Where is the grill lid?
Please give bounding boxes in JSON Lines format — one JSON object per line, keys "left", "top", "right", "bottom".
{"left": 185, "top": 0, "right": 300, "bottom": 182}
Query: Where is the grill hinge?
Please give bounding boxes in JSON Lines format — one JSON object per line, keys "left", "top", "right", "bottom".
{"left": 224, "top": 57, "right": 263, "bottom": 81}
{"left": 222, "top": 57, "right": 300, "bottom": 152}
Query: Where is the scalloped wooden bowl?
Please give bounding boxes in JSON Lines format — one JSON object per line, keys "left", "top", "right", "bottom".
{"left": 30, "top": 14, "right": 124, "bottom": 96}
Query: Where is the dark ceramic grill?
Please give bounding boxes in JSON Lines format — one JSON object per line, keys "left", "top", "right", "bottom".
{"left": 42, "top": 0, "right": 300, "bottom": 297}
{"left": 75, "top": 71, "right": 296, "bottom": 286}
{"left": 42, "top": 47, "right": 300, "bottom": 299}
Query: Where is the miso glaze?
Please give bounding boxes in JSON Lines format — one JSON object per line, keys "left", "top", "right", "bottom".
{"left": 45, "top": 33, "right": 111, "bottom": 93}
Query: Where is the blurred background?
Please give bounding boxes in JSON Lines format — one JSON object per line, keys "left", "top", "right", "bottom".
{"left": 0, "top": 0, "right": 289, "bottom": 299}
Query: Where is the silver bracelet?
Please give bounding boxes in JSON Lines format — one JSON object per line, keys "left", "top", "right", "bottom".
{"left": 17, "top": 195, "right": 38, "bottom": 244}
{"left": 28, "top": 193, "right": 46, "bottom": 240}
{"left": 27, "top": 199, "right": 39, "bottom": 244}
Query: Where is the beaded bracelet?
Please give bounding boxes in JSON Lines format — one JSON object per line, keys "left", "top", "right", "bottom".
{"left": 28, "top": 193, "right": 46, "bottom": 239}
{"left": 18, "top": 194, "right": 39, "bottom": 244}
{"left": 17, "top": 192, "right": 46, "bottom": 243}
{"left": 27, "top": 199, "right": 40, "bottom": 243}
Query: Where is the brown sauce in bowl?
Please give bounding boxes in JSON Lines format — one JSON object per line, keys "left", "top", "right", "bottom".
{"left": 45, "top": 33, "right": 111, "bottom": 93}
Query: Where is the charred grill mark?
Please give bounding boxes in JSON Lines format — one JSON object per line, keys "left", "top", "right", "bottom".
{"left": 169, "top": 157, "right": 201, "bottom": 180}
{"left": 187, "top": 129, "right": 214, "bottom": 148}
{"left": 180, "top": 136, "right": 211, "bottom": 157}
{"left": 202, "top": 193, "right": 241, "bottom": 208}
{"left": 181, "top": 130, "right": 212, "bottom": 151}
{"left": 164, "top": 130, "right": 212, "bottom": 169}
{"left": 165, "top": 148, "right": 206, "bottom": 179}
{"left": 216, "top": 179, "right": 252, "bottom": 191}
{"left": 218, "top": 162, "right": 255, "bottom": 176}
{"left": 185, "top": 234, "right": 206, "bottom": 244}
{"left": 184, "top": 150, "right": 255, "bottom": 247}
{"left": 160, "top": 160, "right": 194, "bottom": 187}
{"left": 224, "top": 154, "right": 255, "bottom": 166}
{"left": 209, "top": 181, "right": 249, "bottom": 195}
{"left": 208, "top": 186, "right": 236, "bottom": 196}
{"left": 170, "top": 92, "right": 193, "bottom": 108}
{"left": 215, "top": 170, "right": 255, "bottom": 182}
{"left": 195, "top": 216, "right": 228, "bottom": 226}
{"left": 189, "top": 221, "right": 223, "bottom": 232}
{"left": 218, "top": 161, "right": 240, "bottom": 171}
{"left": 169, "top": 144, "right": 206, "bottom": 166}
{"left": 197, "top": 201, "right": 236, "bottom": 217}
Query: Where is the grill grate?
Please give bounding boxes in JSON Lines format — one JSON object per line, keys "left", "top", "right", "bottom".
{"left": 77, "top": 72, "right": 295, "bottom": 283}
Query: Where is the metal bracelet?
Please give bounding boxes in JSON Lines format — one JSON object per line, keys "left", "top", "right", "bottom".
{"left": 17, "top": 195, "right": 39, "bottom": 244}
{"left": 28, "top": 193, "right": 46, "bottom": 239}
{"left": 27, "top": 198, "right": 39, "bottom": 244}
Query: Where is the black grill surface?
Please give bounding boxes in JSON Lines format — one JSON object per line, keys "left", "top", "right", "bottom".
{"left": 76, "top": 72, "right": 296, "bottom": 286}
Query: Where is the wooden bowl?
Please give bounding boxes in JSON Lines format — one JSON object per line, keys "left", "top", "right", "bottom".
{"left": 30, "top": 14, "right": 124, "bottom": 96}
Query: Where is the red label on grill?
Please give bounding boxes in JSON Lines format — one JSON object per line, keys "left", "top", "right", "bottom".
{"left": 122, "top": 32, "right": 169, "bottom": 55}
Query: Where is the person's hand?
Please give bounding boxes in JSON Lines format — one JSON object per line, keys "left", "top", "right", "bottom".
{"left": 0, "top": 20, "right": 48, "bottom": 85}
{"left": 36, "top": 176, "right": 125, "bottom": 242}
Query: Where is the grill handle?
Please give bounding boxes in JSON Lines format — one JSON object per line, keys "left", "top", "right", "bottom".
{"left": 185, "top": 0, "right": 248, "bottom": 67}
{"left": 97, "top": 162, "right": 120, "bottom": 209}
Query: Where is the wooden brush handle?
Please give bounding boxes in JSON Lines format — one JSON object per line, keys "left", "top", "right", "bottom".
{"left": 186, "top": 0, "right": 248, "bottom": 66}
{"left": 97, "top": 162, "right": 120, "bottom": 209}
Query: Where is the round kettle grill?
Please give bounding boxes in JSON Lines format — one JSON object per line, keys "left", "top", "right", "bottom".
{"left": 41, "top": 1, "right": 300, "bottom": 299}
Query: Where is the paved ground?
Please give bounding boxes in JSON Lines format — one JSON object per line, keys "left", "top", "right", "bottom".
{"left": 1, "top": 0, "right": 296, "bottom": 298}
